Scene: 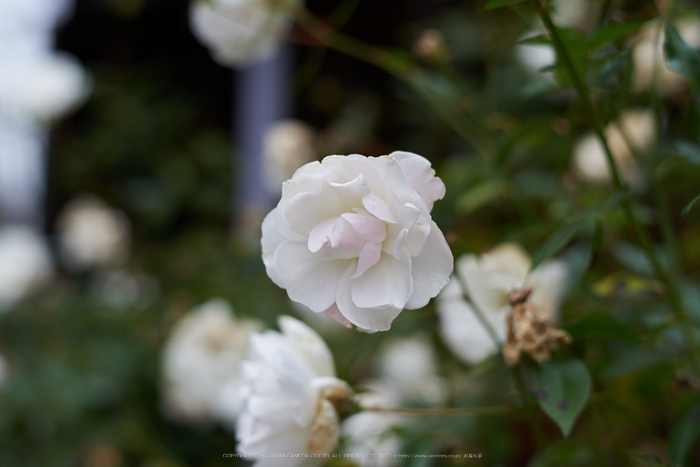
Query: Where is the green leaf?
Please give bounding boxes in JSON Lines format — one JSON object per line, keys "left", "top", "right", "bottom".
{"left": 455, "top": 179, "right": 507, "bottom": 214}
{"left": 664, "top": 21, "right": 700, "bottom": 92}
{"left": 676, "top": 140, "right": 700, "bottom": 164}
{"left": 531, "top": 222, "right": 586, "bottom": 271}
{"left": 564, "top": 312, "right": 638, "bottom": 342}
{"left": 484, "top": 0, "right": 526, "bottom": 11}
{"left": 682, "top": 194, "right": 700, "bottom": 218}
{"left": 669, "top": 398, "right": 700, "bottom": 467}
{"left": 531, "top": 358, "right": 592, "bottom": 437}
{"left": 589, "top": 20, "right": 647, "bottom": 49}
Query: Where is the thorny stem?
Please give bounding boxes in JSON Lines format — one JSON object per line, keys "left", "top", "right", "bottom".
{"left": 538, "top": 4, "right": 700, "bottom": 375}
{"left": 291, "top": 6, "right": 496, "bottom": 159}
{"left": 454, "top": 274, "right": 548, "bottom": 448}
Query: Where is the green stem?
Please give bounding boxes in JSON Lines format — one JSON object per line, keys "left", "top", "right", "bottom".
{"left": 291, "top": 7, "right": 495, "bottom": 158}
{"left": 454, "top": 273, "right": 548, "bottom": 448}
{"left": 539, "top": 4, "right": 700, "bottom": 375}
{"left": 455, "top": 274, "right": 502, "bottom": 348}
{"left": 360, "top": 405, "right": 511, "bottom": 416}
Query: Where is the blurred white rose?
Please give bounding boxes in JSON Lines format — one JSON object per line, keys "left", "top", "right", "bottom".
{"left": 263, "top": 120, "right": 317, "bottom": 196}
{"left": 632, "top": 19, "right": 700, "bottom": 96}
{"left": 57, "top": 195, "right": 131, "bottom": 272}
{"left": 0, "top": 52, "right": 90, "bottom": 123}
{"left": 341, "top": 337, "right": 445, "bottom": 464}
{"left": 261, "top": 152, "right": 453, "bottom": 332}
{"left": 189, "top": 0, "right": 298, "bottom": 68}
{"left": 550, "top": 0, "right": 599, "bottom": 31}
{"left": 379, "top": 336, "right": 446, "bottom": 406}
{"left": 436, "top": 244, "right": 567, "bottom": 364}
{"left": 342, "top": 381, "right": 402, "bottom": 467}
{"left": 0, "top": 225, "right": 53, "bottom": 310}
{"left": 161, "top": 299, "right": 261, "bottom": 428}
{"left": 237, "top": 316, "right": 350, "bottom": 465}
{"left": 572, "top": 108, "right": 654, "bottom": 192}
{"left": 515, "top": 31, "right": 556, "bottom": 78}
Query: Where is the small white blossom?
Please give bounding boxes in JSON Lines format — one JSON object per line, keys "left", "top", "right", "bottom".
{"left": 161, "top": 299, "right": 261, "bottom": 427}
{"left": 437, "top": 244, "right": 567, "bottom": 364}
{"left": 189, "top": 0, "right": 299, "bottom": 68}
{"left": 57, "top": 195, "right": 131, "bottom": 272}
{"left": 0, "top": 52, "right": 90, "bottom": 123}
{"left": 0, "top": 225, "right": 53, "bottom": 310}
{"left": 237, "top": 316, "right": 350, "bottom": 466}
{"left": 261, "top": 152, "right": 453, "bottom": 332}
{"left": 263, "top": 120, "right": 317, "bottom": 196}
{"left": 572, "top": 108, "right": 655, "bottom": 192}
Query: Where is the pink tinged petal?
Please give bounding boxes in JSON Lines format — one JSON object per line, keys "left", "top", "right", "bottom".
{"left": 285, "top": 182, "right": 346, "bottom": 236}
{"left": 362, "top": 193, "right": 398, "bottom": 224}
{"left": 351, "top": 249, "right": 413, "bottom": 310}
{"left": 308, "top": 217, "right": 337, "bottom": 253}
{"left": 335, "top": 265, "right": 403, "bottom": 332}
{"left": 404, "top": 221, "right": 454, "bottom": 309}
{"left": 390, "top": 151, "right": 446, "bottom": 210}
{"left": 261, "top": 209, "right": 286, "bottom": 287}
{"left": 328, "top": 217, "right": 366, "bottom": 258}
{"left": 273, "top": 241, "right": 349, "bottom": 313}
{"left": 323, "top": 304, "right": 354, "bottom": 328}
{"left": 352, "top": 242, "right": 383, "bottom": 278}
{"left": 340, "top": 212, "right": 386, "bottom": 243}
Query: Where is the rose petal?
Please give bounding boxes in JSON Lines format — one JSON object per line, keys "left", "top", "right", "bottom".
{"left": 335, "top": 264, "right": 402, "bottom": 332}
{"left": 351, "top": 249, "right": 413, "bottom": 310}
{"left": 261, "top": 209, "right": 286, "bottom": 287}
{"left": 352, "top": 242, "right": 383, "bottom": 278}
{"left": 341, "top": 211, "right": 386, "bottom": 243}
{"left": 273, "top": 241, "right": 349, "bottom": 313}
{"left": 362, "top": 193, "right": 398, "bottom": 224}
{"left": 285, "top": 182, "right": 346, "bottom": 236}
{"left": 308, "top": 217, "right": 337, "bottom": 253}
{"left": 391, "top": 151, "right": 446, "bottom": 211}
{"left": 404, "top": 221, "right": 454, "bottom": 309}
{"left": 323, "top": 304, "right": 353, "bottom": 328}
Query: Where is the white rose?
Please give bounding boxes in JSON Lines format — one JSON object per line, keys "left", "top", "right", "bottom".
{"left": 341, "top": 381, "right": 402, "bottom": 467}
{"left": 437, "top": 244, "right": 567, "bottom": 364}
{"left": 237, "top": 316, "right": 350, "bottom": 466}
{"left": 572, "top": 108, "right": 654, "bottom": 192}
{"left": 57, "top": 195, "right": 131, "bottom": 272}
{"left": 261, "top": 151, "right": 453, "bottom": 332}
{"left": 379, "top": 336, "right": 446, "bottom": 405}
{"left": 189, "top": 0, "right": 298, "bottom": 68}
{"left": 0, "top": 225, "right": 53, "bottom": 310}
{"left": 161, "top": 299, "right": 261, "bottom": 427}
{"left": 0, "top": 52, "right": 90, "bottom": 123}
